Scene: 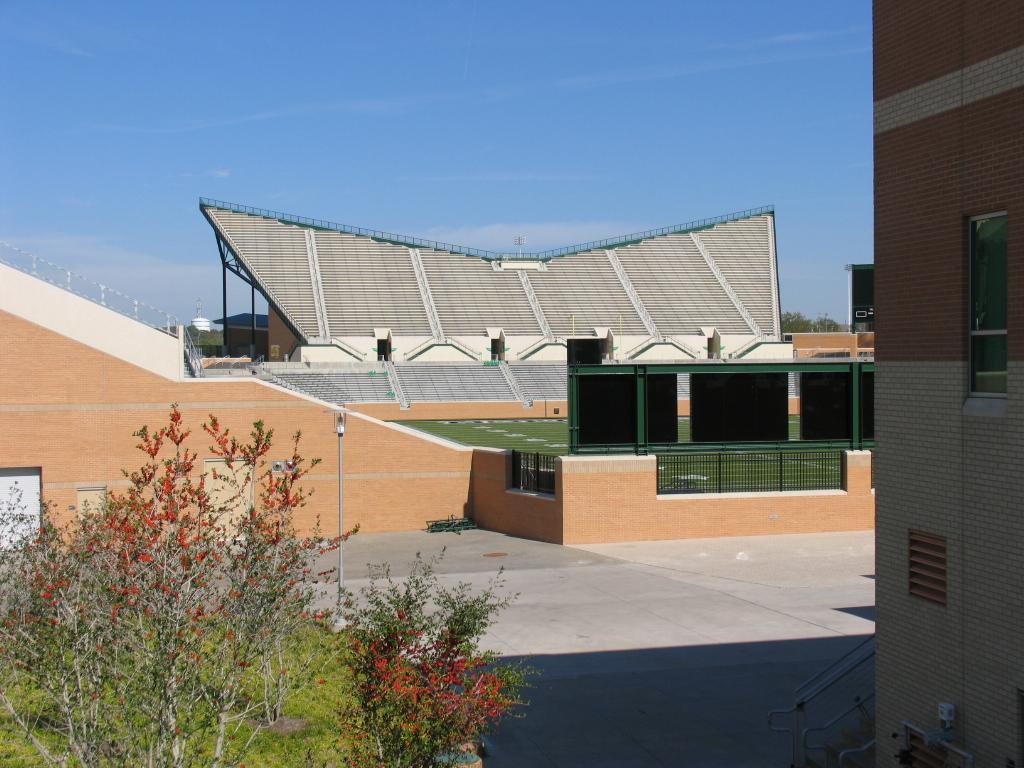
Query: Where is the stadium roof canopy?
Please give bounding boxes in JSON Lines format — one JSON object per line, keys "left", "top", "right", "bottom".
{"left": 200, "top": 199, "right": 781, "bottom": 347}
{"left": 214, "top": 313, "right": 268, "bottom": 329}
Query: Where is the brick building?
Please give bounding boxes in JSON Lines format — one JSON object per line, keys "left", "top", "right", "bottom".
{"left": 874, "top": 2, "right": 1023, "bottom": 765}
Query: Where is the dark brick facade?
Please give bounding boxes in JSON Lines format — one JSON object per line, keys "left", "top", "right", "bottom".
{"left": 874, "top": 0, "right": 1024, "bottom": 100}
{"left": 874, "top": 7, "right": 1024, "bottom": 363}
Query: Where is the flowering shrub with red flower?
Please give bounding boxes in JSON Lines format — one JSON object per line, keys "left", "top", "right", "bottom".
{"left": 340, "top": 556, "right": 527, "bottom": 768}
{"left": 0, "top": 406, "right": 351, "bottom": 768}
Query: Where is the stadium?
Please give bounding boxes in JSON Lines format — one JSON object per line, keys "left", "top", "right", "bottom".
{"left": 0, "top": 200, "right": 873, "bottom": 547}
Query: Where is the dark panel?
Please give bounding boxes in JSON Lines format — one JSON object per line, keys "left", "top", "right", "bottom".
{"left": 578, "top": 375, "right": 636, "bottom": 446}
{"left": 646, "top": 374, "right": 678, "bottom": 444}
{"left": 567, "top": 338, "right": 603, "bottom": 365}
{"left": 800, "top": 372, "right": 851, "bottom": 440}
{"left": 861, "top": 370, "right": 874, "bottom": 440}
{"left": 690, "top": 373, "right": 788, "bottom": 443}
{"left": 852, "top": 265, "right": 875, "bottom": 321}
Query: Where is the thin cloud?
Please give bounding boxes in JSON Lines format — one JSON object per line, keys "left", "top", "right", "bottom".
{"left": 414, "top": 172, "right": 596, "bottom": 183}
{"left": 180, "top": 168, "right": 231, "bottom": 179}
{"left": 0, "top": 234, "right": 245, "bottom": 324}
{"left": 706, "top": 26, "right": 865, "bottom": 51}
{"left": 557, "top": 45, "right": 869, "bottom": 90}
{"left": 2, "top": 23, "right": 94, "bottom": 57}
{"left": 88, "top": 93, "right": 463, "bottom": 135}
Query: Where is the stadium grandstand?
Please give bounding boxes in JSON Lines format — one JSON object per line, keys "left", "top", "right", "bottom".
{"left": 202, "top": 200, "right": 781, "bottom": 358}
{"left": 0, "top": 203, "right": 869, "bottom": 548}
{"left": 201, "top": 199, "right": 787, "bottom": 408}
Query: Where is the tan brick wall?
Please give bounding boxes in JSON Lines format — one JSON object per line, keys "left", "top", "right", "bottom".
{"left": 342, "top": 414, "right": 472, "bottom": 533}
{"left": 469, "top": 449, "right": 562, "bottom": 543}
{"left": 469, "top": 449, "right": 874, "bottom": 545}
{"left": 267, "top": 305, "right": 300, "bottom": 361}
{"left": 560, "top": 452, "right": 874, "bottom": 545}
{"left": 0, "top": 310, "right": 472, "bottom": 537}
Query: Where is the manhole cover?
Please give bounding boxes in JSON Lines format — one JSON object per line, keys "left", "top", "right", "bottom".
{"left": 482, "top": 552, "right": 508, "bottom": 558}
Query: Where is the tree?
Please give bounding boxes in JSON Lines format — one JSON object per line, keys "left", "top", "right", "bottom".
{"left": 339, "top": 556, "right": 526, "bottom": 768}
{"left": 782, "top": 311, "right": 843, "bottom": 334}
{"left": 0, "top": 406, "right": 347, "bottom": 768}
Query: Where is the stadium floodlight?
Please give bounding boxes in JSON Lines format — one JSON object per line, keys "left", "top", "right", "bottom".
{"left": 514, "top": 235, "right": 525, "bottom": 258}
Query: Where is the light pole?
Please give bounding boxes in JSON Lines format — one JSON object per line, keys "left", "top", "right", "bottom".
{"left": 334, "top": 412, "right": 346, "bottom": 630}
{"left": 514, "top": 235, "right": 525, "bottom": 259}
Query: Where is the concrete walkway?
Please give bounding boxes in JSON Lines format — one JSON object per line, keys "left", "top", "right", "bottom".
{"left": 339, "top": 530, "right": 875, "bottom": 767}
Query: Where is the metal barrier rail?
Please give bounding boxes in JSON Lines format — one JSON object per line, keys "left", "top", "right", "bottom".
{"left": 0, "top": 241, "right": 178, "bottom": 334}
{"left": 657, "top": 450, "right": 842, "bottom": 494}
{"left": 510, "top": 450, "right": 557, "bottom": 495}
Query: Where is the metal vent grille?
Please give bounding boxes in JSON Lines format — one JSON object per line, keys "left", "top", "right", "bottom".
{"left": 909, "top": 530, "right": 948, "bottom": 606}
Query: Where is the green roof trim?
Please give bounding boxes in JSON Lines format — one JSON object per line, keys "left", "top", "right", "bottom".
{"left": 199, "top": 198, "right": 774, "bottom": 262}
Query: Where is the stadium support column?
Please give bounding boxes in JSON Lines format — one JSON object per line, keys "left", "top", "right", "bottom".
{"left": 221, "top": 259, "right": 228, "bottom": 356}
{"left": 250, "top": 283, "right": 256, "bottom": 359}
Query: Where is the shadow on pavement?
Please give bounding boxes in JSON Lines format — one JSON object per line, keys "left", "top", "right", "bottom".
{"left": 485, "top": 634, "right": 872, "bottom": 768}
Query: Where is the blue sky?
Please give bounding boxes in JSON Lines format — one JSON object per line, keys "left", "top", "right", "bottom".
{"left": 0, "top": 1, "right": 872, "bottom": 325}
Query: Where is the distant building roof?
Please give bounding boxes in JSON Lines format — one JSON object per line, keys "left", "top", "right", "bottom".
{"left": 215, "top": 313, "right": 268, "bottom": 329}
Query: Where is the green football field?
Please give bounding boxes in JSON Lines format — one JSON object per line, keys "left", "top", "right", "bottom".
{"left": 394, "top": 416, "right": 801, "bottom": 455}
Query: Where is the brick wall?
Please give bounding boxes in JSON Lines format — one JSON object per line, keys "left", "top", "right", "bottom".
{"left": 469, "top": 450, "right": 874, "bottom": 545}
{"left": 560, "top": 452, "right": 873, "bottom": 545}
{"left": 874, "top": 4, "right": 1024, "bottom": 764}
{"left": 469, "top": 449, "right": 563, "bottom": 543}
{"left": 874, "top": 1, "right": 1024, "bottom": 101}
{"left": 267, "top": 305, "right": 300, "bottom": 361}
{"left": 0, "top": 309, "right": 472, "bottom": 536}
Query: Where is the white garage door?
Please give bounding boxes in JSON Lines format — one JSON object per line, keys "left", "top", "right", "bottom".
{"left": 0, "top": 467, "right": 41, "bottom": 548}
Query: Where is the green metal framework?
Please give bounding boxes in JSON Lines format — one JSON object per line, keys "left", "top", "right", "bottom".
{"left": 567, "top": 360, "right": 875, "bottom": 455}
{"left": 199, "top": 198, "right": 773, "bottom": 262}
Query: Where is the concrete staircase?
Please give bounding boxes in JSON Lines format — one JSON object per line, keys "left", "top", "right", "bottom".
{"left": 769, "top": 636, "right": 876, "bottom": 768}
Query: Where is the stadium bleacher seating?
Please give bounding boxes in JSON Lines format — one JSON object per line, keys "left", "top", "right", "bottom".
{"left": 314, "top": 231, "right": 432, "bottom": 336}
{"left": 508, "top": 363, "right": 567, "bottom": 401}
{"left": 417, "top": 248, "right": 541, "bottom": 336}
{"left": 527, "top": 250, "right": 647, "bottom": 336}
{"left": 206, "top": 209, "right": 322, "bottom": 338}
{"left": 692, "top": 216, "right": 778, "bottom": 335}
{"left": 202, "top": 201, "right": 782, "bottom": 360}
{"left": 394, "top": 363, "right": 516, "bottom": 401}
{"left": 616, "top": 235, "right": 748, "bottom": 334}
{"left": 273, "top": 371, "right": 396, "bottom": 403}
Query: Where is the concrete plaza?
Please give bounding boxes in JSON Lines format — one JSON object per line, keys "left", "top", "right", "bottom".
{"left": 340, "top": 529, "right": 875, "bottom": 767}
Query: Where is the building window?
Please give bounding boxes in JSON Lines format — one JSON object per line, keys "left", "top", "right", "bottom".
{"left": 909, "top": 529, "right": 947, "bottom": 606}
{"left": 970, "top": 213, "right": 1007, "bottom": 395}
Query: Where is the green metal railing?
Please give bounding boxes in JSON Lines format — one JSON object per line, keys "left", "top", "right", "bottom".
{"left": 199, "top": 198, "right": 773, "bottom": 262}
{"left": 657, "top": 450, "right": 842, "bottom": 494}
{"left": 568, "top": 360, "right": 875, "bottom": 455}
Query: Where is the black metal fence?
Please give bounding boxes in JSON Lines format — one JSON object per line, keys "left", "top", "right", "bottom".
{"left": 657, "top": 450, "right": 842, "bottom": 494}
{"left": 510, "top": 450, "right": 557, "bottom": 495}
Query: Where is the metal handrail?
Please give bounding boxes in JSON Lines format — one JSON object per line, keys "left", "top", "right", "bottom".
{"left": 838, "top": 738, "right": 876, "bottom": 767}
{"left": 793, "top": 637, "right": 875, "bottom": 704}
{"left": 803, "top": 692, "right": 875, "bottom": 751}
{"left": 768, "top": 636, "right": 875, "bottom": 768}
{"left": 199, "top": 197, "right": 774, "bottom": 261}
{"left": 0, "top": 241, "right": 178, "bottom": 334}
{"left": 183, "top": 330, "right": 204, "bottom": 378}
